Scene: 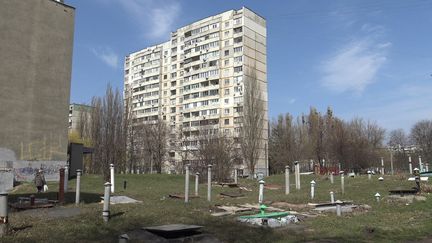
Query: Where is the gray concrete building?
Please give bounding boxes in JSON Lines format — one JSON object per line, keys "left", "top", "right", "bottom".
{"left": 0, "top": 0, "right": 75, "bottom": 182}
{"left": 124, "top": 7, "right": 268, "bottom": 176}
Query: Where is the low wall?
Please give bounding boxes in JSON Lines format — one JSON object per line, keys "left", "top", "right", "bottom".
{"left": 13, "top": 160, "right": 66, "bottom": 181}
{"left": 0, "top": 170, "right": 14, "bottom": 192}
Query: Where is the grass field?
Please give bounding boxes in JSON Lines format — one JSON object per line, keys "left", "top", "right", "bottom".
{"left": 3, "top": 173, "right": 432, "bottom": 242}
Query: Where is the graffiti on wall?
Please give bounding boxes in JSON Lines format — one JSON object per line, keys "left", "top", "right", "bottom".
{"left": 13, "top": 161, "right": 66, "bottom": 181}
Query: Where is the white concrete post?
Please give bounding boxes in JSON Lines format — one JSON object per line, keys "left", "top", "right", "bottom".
{"left": 375, "top": 192, "right": 381, "bottom": 202}
{"left": 340, "top": 171, "right": 345, "bottom": 194}
{"left": 390, "top": 150, "right": 394, "bottom": 175}
{"left": 137, "top": 168, "right": 140, "bottom": 174}
{"left": 0, "top": 192, "right": 8, "bottom": 236}
{"left": 419, "top": 156, "right": 423, "bottom": 172}
{"left": 258, "top": 180, "right": 265, "bottom": 204}
{"left": 336, "top": 200, "right": 342, "bottom": 217}
{"left": 310, "top": 180, "right": 316, "bottom": 200}
{"left": 185, "top": 165, "right": 189, "bottom": 203}
{"left": 295, "top": 162, "right": 301, "bottom": 190}
{"left": 195, "top": 172, "right": 199, "bottom": 197}
{"left": 234, "top": 168, "right": 238, "bottom": 184}
{"left": 409, "top": 156, "right": 413, "bottom": 174}
{"left": 330, "top": 191, "right": 334, "bottom": 203}
{"left": 103, "top": 182, "right": 111, "bottom": 222}
{"left": 207, "top": 165, "right": 212, "bottom": 202}
{"left": 330, "top": 172, "right": 334, "bottom": 184}
{"left": 75, "top": 169, "right": 82, "bottom": 205}
{"left": 322, "top": 159, "right": 326, "bottom": 168}
{"left": 64, "top": 165, "right": 69, "bottom": 193}
{"left": 381, "top": 157, "right": 385, "bottom": 175}
{"left": 426, "top": 163, "right": 429, "bottom": 172}
{"left": 110, "top": 164, "right": 115, "bottom": 193}
{"left": 338, "top": 163, "right": 341, "bottom": 172}
{"left": 285, "top": 166, "right": 290, "bottom": 195}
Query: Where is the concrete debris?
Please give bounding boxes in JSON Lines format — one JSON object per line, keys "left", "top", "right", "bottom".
{"left": 408, "top": 177, "right": 429, "bottom": 181}
{"left": 386, "top": 195, "right": 427, "bottom": 204}
{"left": 264, "top": 184, "right": 282, "bottom": 190}
{"left": 238, "top": 215, "right": 299, "bottom": 228}
{"left": 219, "top": 192, "right": 244, "bottom": 198}
{"left": 239, "top": 203, "right": 285, "bottom": 212}
{"left": 101, "top": 195, "right": 142, "bottom": 204}
{"left": 271, "top": 202, "right": 312, "bottom": 211}
{"left": 239, "top": 186, "right": 252, "bottom": 192}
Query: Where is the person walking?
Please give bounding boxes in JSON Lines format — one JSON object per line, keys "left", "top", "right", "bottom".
{"left": 34, "top": 169, "right": 46, "bottom": 193}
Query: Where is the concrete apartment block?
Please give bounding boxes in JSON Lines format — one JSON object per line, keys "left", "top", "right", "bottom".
{"left": 124, "top": 7, "right": 268, "bottom": 176}
{"left": 0, "top": 0, "right": 75, "bottom": 181}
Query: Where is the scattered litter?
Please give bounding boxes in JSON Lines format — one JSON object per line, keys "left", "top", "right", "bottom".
{"left": 239, "top": 186, "right": 252, "bottom": 192}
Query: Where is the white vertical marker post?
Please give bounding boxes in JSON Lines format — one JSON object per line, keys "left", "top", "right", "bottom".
{"left": 340, "top": 171, "right": 345, "bottom": 194}
{"left": 426, "top": 163, "right": 429, "bottom": 172}
{"left": 195, "top": 172, "right": 199, "bottom": 197}
{"left": 64, "top": 165, "right": 69, "bottom": 193}
{"left": 367, "top": 170, "right": 371, "bottom": 180}
{"left": 103, "top": 182, "right": 111, "bottom": 222}
{"left": 419, "top": 156, "right": 423, "bottom": 172}
{"left": 75, "top": 169, "right": 82, "bottom": 205}
{"left": 285, "top": 165, "right": 290, "bottom": 195}
{"left": 381, "top": 157, "right": 385, "bottom": 175}
{"left": 336, "top": 200, "right": 342, "bottom": 216}
{"left": 234, "top": 168, "right": 238, "bottom": 184}
{"left": 258, "top": 180, "right": 265, "bottom": 204}
{"left": 110, "top": 164, "right": 115, "bottom": 193}
{"left": 207, "top": 165, "right": 212, "bottom": 202}
{"left": 184, "top": 164, "right": 189, "bottom": 203}
{"left": 0, "top": 192, "right": 8, "bottom": 236}
{"left": 330, "top": 172, "right": 334, "bottom": 184}
{"left": 330, "top": 191, "right": 335, "bottom": 203}
{"left": 409, "top": 156, "right": 413, "bottom": 174}
{"left": 375, "top": 192, "right": 381, "bottom": 202}
{"left": 310, "top": 180, "right": 316, "bottom": 200}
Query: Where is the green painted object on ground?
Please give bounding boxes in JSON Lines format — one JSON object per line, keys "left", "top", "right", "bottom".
{"left": 239, "top": 204, "right": 289, "bottom": 219}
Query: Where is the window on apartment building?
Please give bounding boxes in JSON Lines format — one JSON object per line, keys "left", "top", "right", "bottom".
{"left": 224, "top": 119, "right": 230, "bottom": 125}
{"left": 224, "top": 31, "right": 229, "bottom": 37}
{"left": 224, "top": 50, "right": 229, "bottom": 56}
{"left": 225, "top": 40, "right": 230, "bottom": 47}
{"left": 234, "top": 56, "right": 243, "bottom": 63}
{"left": 170, "top": 116, "right": 176, "bottom": 122}
{"left": 234, "top": 46, "right": 243, "bottom": 53}
{"left": 224, "top": 98, "right": 229, "bottom": 104}
{"left": 224, "top": 108, "right": 230, "bottom": 114}
{"left": 233, "top": 27, "right": 242, "bottom": 34}
{"left": 224, "top": 78, "right": 230, "bottom": 85}
{"left": 171, "top": 72, "right": 177, "bottom": 78}
{"left": 225, "top": 21, "right": 230, "bottom": 27}
{"left": 201, "top": 100, "right": 209, "bottom": 106}
{"left": 172, "top": 64, "right": 177, "bottom": 70}
{"left": 171, "top": 107, "right": 176, "bottom": 113}
{"left": 164, "top": 74, "right": 167, "bottom": 80}
{"left": 201, "top": 110, "right": 207, "bottom": 116}
{"left": 234, "top": 18, "right": 242, "bottom": 25}
{"left": 234, "top": 66, "right": 243, "bottom": 73}
{"left": 234, "top": 106, "right": 243, "bottom": 113}
{"left": 224, "top": 59, "right": 229, "bottom": 66}
{"left": 224, "top": 89, "right": 230, "bottom": 95}
{"left": 209, "top": 109, "right": 217, "bottom": 115}
{"left": 234, "top": 117, "right": 241, "bottom": 124}
{"left": 234, "top": 37, "right": 243, "bottom": 44}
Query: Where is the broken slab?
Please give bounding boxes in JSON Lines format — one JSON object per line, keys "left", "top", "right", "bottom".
{"left": 264, "top": 184, "right": 282, "bottom": 190}
{"left": 168, "top": 194, "right": 199, "bottom": 200}
{"left": 386, "top": 195, "right": 427, "bottom": 204}
{"left": 240, "top": 203, "right": 285, "bottom": 212}
{"left": 219, "top": 192, "right": 245, "bottom": 198}
{"left": 219, "top": 182, "right": 238, "bottom": 187}
{"left": 100, "top": 195, "right": 142, "bottom": 204}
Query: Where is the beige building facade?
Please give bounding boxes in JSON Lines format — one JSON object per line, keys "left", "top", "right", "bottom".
{"left": 124, "top": 7, "right": 268, "bottom": 176}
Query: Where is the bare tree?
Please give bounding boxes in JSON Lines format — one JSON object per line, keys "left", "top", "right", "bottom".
{"left": 411, "top": 120, "right": 432, "bottom": 163}
{"left": 240, "top": 72, "right": 265, "bottom": 178}
{"left": 138, "top": 120, "right": 168, "bottom": 174}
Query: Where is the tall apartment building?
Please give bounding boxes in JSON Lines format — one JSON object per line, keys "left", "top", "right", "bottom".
{"left": 0, "top": 0, "right": 75, "bottom": 181}
{"left": 124, "top": 7, "right": 268, "bottom": 176}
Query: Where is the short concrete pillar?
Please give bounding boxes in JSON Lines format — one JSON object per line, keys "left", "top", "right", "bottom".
{"left": 381, "top": 157, "right": 385, "bottom": 175}
{"left": 207, "top": 165, "right": 212, "bottom": 202}
{"left": 0, "top": 192, "right": 8, "bottom": 236}
{"left": 426, "top": 163, "right": 429, "bottom": 172}
{"left": 234, "top": 169, "right": 238, "bottom": 184}
{"left": 330, "top": 172, "right": 334, "bottom": 184}
{"left": 340, "top": 171, "right": 345, "bottom": 194}
{"left": 285, "top": 166, "right": 290, "bottom": 195}
{"left": 103, "top": 182, "right": 111, "bottom": 222}
{"left": 367, "top": 170, "right": 371, "bottom": 180}
{"left": 258, "top": 180, "right": 265, "bottom": 204}
{"left": 409, "top": 156, "right": 413, "bottom": 174}
{"left": 330, "top": 191, "right": 334, "bottom": 203}
{"left": 75, "top": 169, "right": 82, "bottom": 205}
{"left": 195, "top": 172, "right": 199, "bottom": 197}
{"left": 310, "top": 180, "right": 316, "bottom": 200}
{"left": 375, "top": 192, "right": 381, "bottom": 202}
{"left": 110, "top": 164, "right": 115, "bottom": 194}
{"left": 64, "top": 165, "right": 69, "bottom": 193}
{"left": 336, "top": 200, "right": 342, "bottom": 216}
{"left": 294, "top": 161, "right": 300, "bottom": 190}
{"left": 184, "top": 165, "right": 189, "bottom": 203}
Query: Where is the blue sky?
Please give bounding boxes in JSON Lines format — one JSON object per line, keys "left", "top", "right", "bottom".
{"left": 68, "top": 0, "right": 432, "bottom": 132}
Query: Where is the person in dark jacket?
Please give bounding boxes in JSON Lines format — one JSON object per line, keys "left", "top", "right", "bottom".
{"left": 34, "top": 169, "right": 46, "bottom": 193}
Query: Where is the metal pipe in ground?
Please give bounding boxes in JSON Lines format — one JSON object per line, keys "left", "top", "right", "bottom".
{"left": 64, "top": 165, "right": 69, "bottom": 193}
{"left": 0, "top": 192, "right": 8, "bottom": 236}
{"left": 330, "top": 191, "right": 335, "bottom": 203}
{"left": 285, "top": 165, "right": 290, "bottom": 195}
{"left": 110, "top": 164, "right": 115, "bottom": 194}
{"left": 234, "top": 169, "right": 238, "bottom": 184}
{"left": 340, "top": 171, "right": 345, "bottom": 195}
{"left": 75, "top": 169, "right": 82, "bottom": 205}
{"left": 258, "top": 180, "right": 265, "bottom": 204}
{"left": 103, "top": 182, "right": 111, "bottom": 223}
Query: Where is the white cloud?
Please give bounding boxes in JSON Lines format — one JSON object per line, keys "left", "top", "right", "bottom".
{"left": 91, "top": 47, "right": 119, "bottom": 69}
{"left": 320, "top": 38, "right": 390, "bottom": 94}
{"left": 117, "top": 0, "right": 181, "bottom": 40}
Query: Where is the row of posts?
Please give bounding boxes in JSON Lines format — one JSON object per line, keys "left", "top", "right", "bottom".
{"left": 184, "top": 164, "right": 213, "bottom": 203}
